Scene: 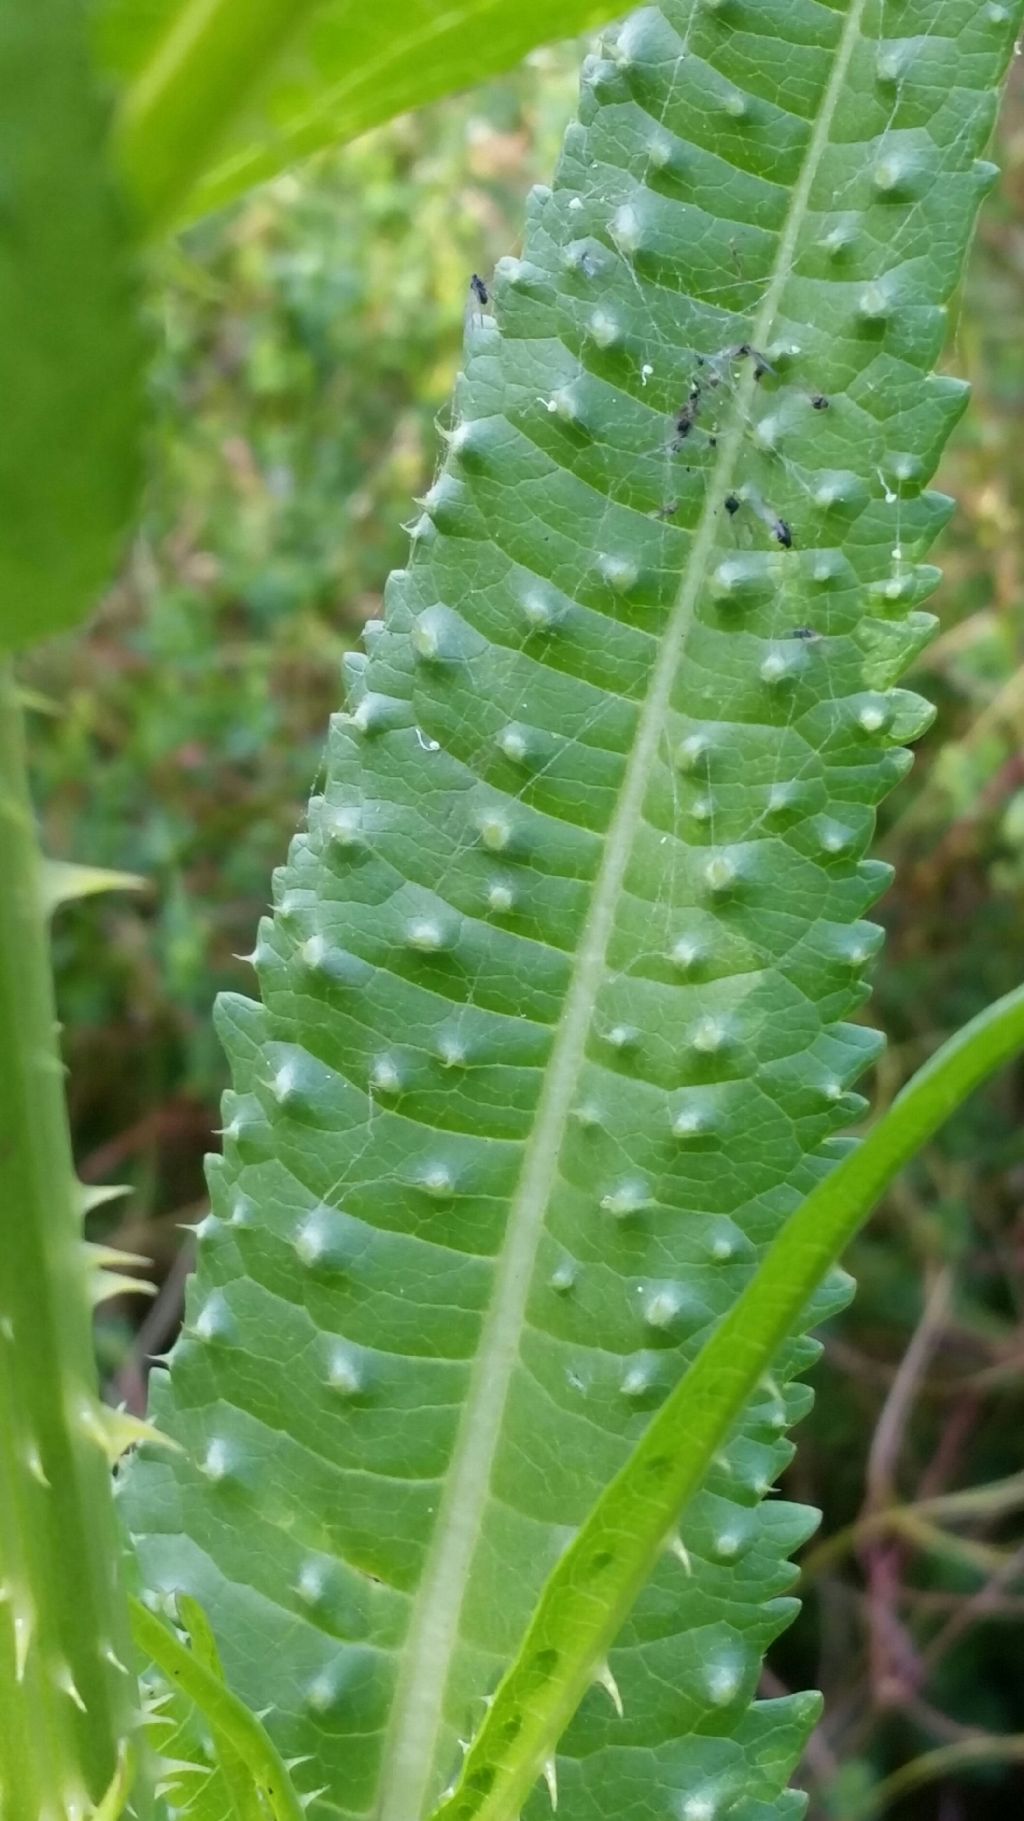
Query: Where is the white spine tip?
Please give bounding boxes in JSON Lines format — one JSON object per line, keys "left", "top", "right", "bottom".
{"left": 600, "top": 1178, "right": 650, "bottom": 1218}
{"left": 25, "top": 1444, "right": 50, "bottom": 1488}
{"left": 327, "top": 1348, "right": 362, "bottom": 1397}
{"left": 599, "top": 553, "right": 639, "bottom": 595}
{"left": 611, "top": 204, "right": 640, "bottom": 256}
{"left": 405, "top": 917, "right": 447, "bottom": 953}
{"left": 478, "top": 812, "right": 513, "bottom": 852}
{"left": 606, "top": 1023, "right": 639, "bottom": 1051}
{"left": 201, "top": 1438, "right": 232, "bottom": 1483}
{"left": 703, "top": 854, "right": 737, "bottom": 894}
{"left": 297, "top": 1562, "right": 327, "bottom": 1607}
{"left": 668, "top": 1534, "right": 692, "bottom": 1574}
{"left": 366, "top": 1056, "right": 399, "bottom": 1092}
{"left": 53, "top": 1661, "right": 87, "bottom": 1712}
{"left": 497, "top": 726, "right": 529, "bottom": 764}
{"left": 645, "top": 1289, "right": 684, "bottom": 1330}
{"left": 675, "top": 734, "right": 708, "bottom": 773}
{"left": 594, "top": 1659, "right": 624, "bottom": 1717}
{"left": 692, "top": 1016, "right": 727, "bottom": 1054}
{"left": 682, "top": 1797, "right": 717, "bottom": 1821}
{"left": 521, "top": 590, "right": 558, "bottom": 631}
{"left": 620, "top": 1362, "right": 654, "bottom": 1398}
{"left": 587, "top": 309, "right": 623, "bottom": 349}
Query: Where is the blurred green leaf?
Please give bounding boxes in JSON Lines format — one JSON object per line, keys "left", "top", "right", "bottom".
{"left": 0, "top": 0, "right": 144, "bottom": 652}
{"left": 103, "top": 0, "right": 617, "bottom": 231}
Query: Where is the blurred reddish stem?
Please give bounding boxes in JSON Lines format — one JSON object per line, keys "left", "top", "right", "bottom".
{"left": 114, "top": 1226, "right": 197, "bottom": 1416}
{"left": 859, "top": 1269, "right": 953, "bottom": 1712}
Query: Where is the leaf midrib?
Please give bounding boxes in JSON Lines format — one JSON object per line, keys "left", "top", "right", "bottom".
{"left": 375, "top": 5, "right": 869, "bottom": 1816}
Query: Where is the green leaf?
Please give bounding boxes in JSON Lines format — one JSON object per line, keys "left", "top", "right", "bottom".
{"left": 0, "top": 0, "right": 143, "bottom": 652}
{"left": 102, "top": 0, "right": 619, "bottom": 232}
{"left": 130, "top": 1598, "right": 305, "bottom": 1821}
{"left": 176, "top": 1593, "right": 268, "bottom": 1820}
{"left": 142, "top": 1666, "right": 239, "bottom": 1821}
{"left": 431, "top": 977, "right": 1024, "bottom": 1821}
{"left": 121, "top": 3, "right": 1024, "bottom": 1818}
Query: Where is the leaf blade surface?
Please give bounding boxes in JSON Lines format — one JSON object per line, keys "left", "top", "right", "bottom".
{"left": 121, "top": 4, "right": 1024, "bottom": 1818}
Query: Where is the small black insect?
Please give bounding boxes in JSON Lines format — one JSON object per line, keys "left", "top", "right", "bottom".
{"left": 810, "top": 392, "right": 830, "bottom": 411}
{"left": 470, "top": 273, "right": 489, "bottom": 307}
{"left": 724, "top": 494, "right": 741, "bottom": 516}
{"left": 672, "top": 378, "right": 703, "bottom": 442}
{"left": 729, "top": 342, "right": 776, "bottom": 382}
{"left": 790, "top": 626, "right": 819, "bottom": 641}
{"left": 772, "top": 517, "right": 793, "bottom": 549}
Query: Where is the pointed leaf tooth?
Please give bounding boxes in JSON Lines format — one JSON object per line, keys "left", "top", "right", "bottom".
{"left": 78, "top": 1183, "right": 133, "bottom": 1218}
{"left": 76, "top": 1400, "right": 181, "bottom": 1464}
{"left": 105, "top": 1409, "right": 183, "bottom": 1463}
{"left": 89, "top": 1270, "right": 157, "bottom": 1308}
{"left": 82, "top": 1240, "right": 152, "bottom": 1271}
{"left": 41, "top": 859, "right": 146, "bottom": 915}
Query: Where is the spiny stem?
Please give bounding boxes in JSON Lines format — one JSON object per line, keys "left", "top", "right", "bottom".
{"left": 0, "top": 661, "right": 140, "bottom": 1816}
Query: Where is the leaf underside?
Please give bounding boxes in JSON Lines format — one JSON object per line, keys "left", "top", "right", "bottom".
{"left": 121, "top": 4, "right": 1021, "bottom": 1820}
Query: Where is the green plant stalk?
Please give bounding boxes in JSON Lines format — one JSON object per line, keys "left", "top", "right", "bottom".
{"left": 113, "top": 0, "right": 324, "bottom": 231}
{"left": 0, "top": 660, "right": 138, "bottom": 1817}
{"left": 432, "top": 979, "right": 1024, "bottom": 1821}
{"left": 130, "top": 1599, "right": 305, "bottom": 1821}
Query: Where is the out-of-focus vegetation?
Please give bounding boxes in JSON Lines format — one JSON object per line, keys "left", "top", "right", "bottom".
{"left": 25, "top": 48, "right": 1024, "bottom": 1821}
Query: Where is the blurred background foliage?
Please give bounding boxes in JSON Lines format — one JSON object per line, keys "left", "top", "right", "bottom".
{"left": 22, "top": 40, "right": 1024, "bottom": 1821}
